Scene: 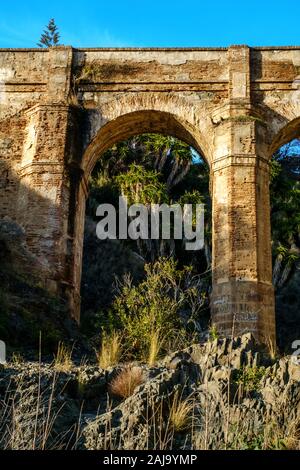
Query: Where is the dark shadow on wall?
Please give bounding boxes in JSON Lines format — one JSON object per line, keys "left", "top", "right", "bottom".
{"left": 0, "top": 159, "right": 78, "bottom": 355}
{"left": 276, "top": 268, "right": 300, "bottom": 352}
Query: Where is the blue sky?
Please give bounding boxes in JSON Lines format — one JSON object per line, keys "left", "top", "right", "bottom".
{"left": 0, "top": 0, "right": 299, "bottom": 48}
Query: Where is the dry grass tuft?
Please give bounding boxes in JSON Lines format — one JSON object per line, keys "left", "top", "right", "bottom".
{"left": 109, "top": 366, "right": 144, "bottom": 399}
{"left": 53, "top": 342, "right": 73, "bottom": 372}
{"left": 148, "top": 329, "right": 163, "bottom": 367}
{"left": 169, "top": 391, "right": 194, "bottom": 433}
{"left": 266, "top": 335, "right": 277, "bottom": 360}
{"left": 10, "top": 352, "right": 25, "bottom": 366}
{"left": 97, "top": 331, "right": 122, "bottom": 369}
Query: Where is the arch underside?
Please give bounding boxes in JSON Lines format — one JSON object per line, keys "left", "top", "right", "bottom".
{"left": 82, "top": 110, "right": 210, "bottom": 178}
{"left": 269, "top": 116, "right": 300, "bottom": 156}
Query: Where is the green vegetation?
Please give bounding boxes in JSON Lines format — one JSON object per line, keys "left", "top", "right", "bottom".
{"left": 80, "top": 133, "right": 300, "bottom": 354}
{"left": 81, "top": 134, "right": 211, "bottom": 348}
{"left": 0, "top": 134, "right": 299, "bottom": 452}
{"left": 270, "top": 139, "right": 300, "bottom": 350}
{"left": 37, "top": 19, "right": 60, "bottom": 48}
{"left": 96, "top": 330, "right": 122, "bottom": 369}
{"left": 116, "top": 163, "right": 168, "bottom": 205}
{"left": 235, "top": 366, "right": 266, "bottom": 393}
{"left": 271, "top": 141, "right": 300, "bottom": 289}
{"left": 209, "top": 324, "right": 219, "bottom": 341}
{"left": 101, "top": 258, "right": 206, "bottom": 361}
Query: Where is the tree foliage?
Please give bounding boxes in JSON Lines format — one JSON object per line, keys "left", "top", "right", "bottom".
{"left": 37, "top": 19, "right": 60, "bottom": 48}
{"left": 81, "top": 134, "right": 212, "bottom": 339}
{"left": 270, "top": 139, "right": 300, "bottom": 289}
{"left": 116, "top": 163, "right": 168, "bottom": 206}
{"left": 93, "top": 134, "right": 196, "bottom": 189}
{"left": 88, "top": 134, "right": 211, "bottom": 266}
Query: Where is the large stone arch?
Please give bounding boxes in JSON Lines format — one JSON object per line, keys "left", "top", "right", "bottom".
{"left": 81, "top": 92, "right": 214, "bottom": 176}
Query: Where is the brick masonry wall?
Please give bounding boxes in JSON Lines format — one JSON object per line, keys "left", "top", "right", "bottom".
{"left": 1, "top": 45, "right": 300, "bottom": 345}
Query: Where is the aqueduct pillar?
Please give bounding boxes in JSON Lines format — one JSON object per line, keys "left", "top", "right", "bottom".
{"left": 210, "top": 46, "right": 275, "bottom": 344}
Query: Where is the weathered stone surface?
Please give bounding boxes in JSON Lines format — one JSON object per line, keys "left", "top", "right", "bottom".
{"left": 0, "top": 334, "right": 299, "bottom": 450}
{"left": 80, "top": 334, "right": 300, "bottom": 450}
{"left": 1, "top": 46, "right": 300, "bottom": 343}
{"left": 0, "top": 216, "right": 48, "bottom": 277}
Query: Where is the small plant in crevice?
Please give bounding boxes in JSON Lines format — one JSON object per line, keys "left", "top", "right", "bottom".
{"left": 169, "top": 391, "right": 194, "bottom": 433}
{"left": 235, "top": 366, "right": 266, "bottom": 394}
{"left": 209, "top": 324, "right": 219, "bottom": 342}
{"left": 109, "top": 366, "right": 144, "bottom": 399}
{"left": 10, "top": 352, "right": 25, "bottom": 367}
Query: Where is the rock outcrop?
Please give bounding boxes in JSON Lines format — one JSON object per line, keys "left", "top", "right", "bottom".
{"left": 1, "top": 334, "right": 299, "bottom": 450}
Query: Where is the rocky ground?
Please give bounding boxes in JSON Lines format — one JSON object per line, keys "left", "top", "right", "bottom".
{"left": 0, "top": 333, "right": 299, "bottom": 450}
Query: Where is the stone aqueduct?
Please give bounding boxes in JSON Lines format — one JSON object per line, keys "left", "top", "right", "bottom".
{"left": 1, "top": 45, "right": 300, "bottom": 345}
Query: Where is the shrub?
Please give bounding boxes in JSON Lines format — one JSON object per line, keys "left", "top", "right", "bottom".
{"left": 109, "top": 258, "right": 200, "bottom": 361}
{"left": 235, "top": 366, "right": 266, "bottom": 393}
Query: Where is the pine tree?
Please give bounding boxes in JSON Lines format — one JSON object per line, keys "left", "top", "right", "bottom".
{"left": 37, "top": 19, "right": 60, "bottom": 48}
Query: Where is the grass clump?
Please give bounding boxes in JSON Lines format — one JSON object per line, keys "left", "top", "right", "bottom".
{"left": 53, "top": 342, "right": 73, "bottom": 372}
{"left": 109, "top": 366, "right": 144, "bottom": 399}
{"left": 147, "top": 329, "right": 163, "bottom": 367}
{"left": 169, "top": 391, "right": 194, "bottom": 433}
{"left": 97, "top": 330, "right": 122, "bottom": 369}
{"left": 209, "top": 324, "right": 219, "bottom": 341}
